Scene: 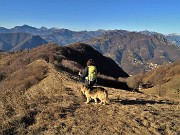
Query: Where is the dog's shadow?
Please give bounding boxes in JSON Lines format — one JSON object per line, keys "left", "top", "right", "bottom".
{"left": 110, "top": 99, "right": 174, "bottom": 105}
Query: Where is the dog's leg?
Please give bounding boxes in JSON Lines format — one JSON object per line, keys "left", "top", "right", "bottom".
{"left": 103, "top": 101, "right": 106, "bottom": 105}
{"left": 100, "top": 100, "right": 105, "bottom": 105}
{"left": 99, "top": 100, "right": 103, "bottom": 104}
{"left": 94, "top": 98, "right": 98, "bottom": 104}
{"left": 85, "top": 97, "right": 90, "bottom": 104}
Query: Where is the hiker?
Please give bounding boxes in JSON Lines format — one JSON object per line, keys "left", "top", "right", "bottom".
{"left": 78, "top": 59, "right": 97, "bottom": 87}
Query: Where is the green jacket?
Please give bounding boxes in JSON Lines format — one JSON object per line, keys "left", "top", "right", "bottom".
{"left": 88, "top": 65, "right": 97, "bottom": 81}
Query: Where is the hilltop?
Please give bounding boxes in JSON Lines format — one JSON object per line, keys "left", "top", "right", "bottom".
{"left": 0, "top": 44, "right": 179, "bottom": 134}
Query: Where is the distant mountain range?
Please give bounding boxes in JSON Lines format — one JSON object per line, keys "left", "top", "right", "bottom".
{"left": 0, "top": 25, "right": 180, "bottom": 74}
{"left": 0, "top": 25, "right": 180, "bottom": 46}
{"left": 0, "top": 25, "right": 105, "bottom": 45}
{"left": 0, "top": 33, "right": 47, "bottom": 51}
{"left": 166, "top": 34, "right": 180, "bottom": 46}
{"left": 140, "top": 30, "right": 180, "bottom": 47}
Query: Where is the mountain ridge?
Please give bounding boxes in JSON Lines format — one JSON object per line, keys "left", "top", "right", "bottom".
{"left": 0, "top": 32, "right": 48, "bottom": 51}
{"left": 0, "top": 25, "right": 106, "bottom": 45}
{"left": 85, "top": 30, "right": 180, "bottom": 74}
{"left": 1, "top": 25, "right": 180, "bottom": 75}
{"left": 1, "top": 25, "right": 180, "bottom": 45}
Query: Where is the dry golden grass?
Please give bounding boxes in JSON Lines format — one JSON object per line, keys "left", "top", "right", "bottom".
{"left": 118, "top": 61, "right": 180, "bottom": 100}
{"left": 139, "top": 61, "right": 180, "bottom": 100}
{"left": 0, "top": 58, "right": 179, "bottom": 134}
{"left": 0, "top": 45, "right": 180, "bottom": 134}
{"left": 143, "top": 61, "right": 180, "bottom": 85}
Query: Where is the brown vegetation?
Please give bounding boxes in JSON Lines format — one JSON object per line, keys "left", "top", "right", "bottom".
{"left": 0, "top": 65, "right": 179, "bottom": 134}
{"left": 61, "top": 59, "right": 82, "bottom": 73}
{"left": 0, "top": 44, "right": 179, "bottom": 134}
{"left": 118, "top": 61, "right": 180, "bottom": 100}
{"left": 118, "top": 73, "right": 144, "bottom": 90}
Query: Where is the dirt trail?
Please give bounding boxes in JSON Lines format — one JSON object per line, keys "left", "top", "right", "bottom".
{"left": 21, "top": 61, "right": 180, "bottom": 135}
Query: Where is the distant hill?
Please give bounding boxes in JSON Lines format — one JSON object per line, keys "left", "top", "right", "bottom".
{"left": 85, "top": 30, "right": 180, "bottom": 74}
{"left": 0, "top": 25, "right": 105, "bottom": 45}
{"left": 0, "top": 33, "right": 47, "bottom": 51}
{"left": 166, "top": 34, "right": 180, "bottom": 47}
{"left": 140, "top": 31, "right": 180, "bottom": 47}
{"left": 0, "top": 25, "right": 49, "bottom": 35}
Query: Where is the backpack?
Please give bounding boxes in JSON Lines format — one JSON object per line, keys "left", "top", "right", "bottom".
{"left": 88, "top": 65, "right": 97, "bottom": 81}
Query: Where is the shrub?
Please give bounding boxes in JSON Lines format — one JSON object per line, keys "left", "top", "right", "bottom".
{"left": 61, "top": 59, "right": 82, "bottom": 73}
{"left": 126, "top": 73, "right": 144, "bottom": 89}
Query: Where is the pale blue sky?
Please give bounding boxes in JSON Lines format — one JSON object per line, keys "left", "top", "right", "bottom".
{"left": 0, "top": 0, "right": 180, "bottom": 34}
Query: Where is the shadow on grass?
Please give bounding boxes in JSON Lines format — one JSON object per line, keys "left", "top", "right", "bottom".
{"left": 55, "top": 64, "right": 131, "bottom": 90}
{"left": 110, "top": 99, "right": 175, "bottom": 105}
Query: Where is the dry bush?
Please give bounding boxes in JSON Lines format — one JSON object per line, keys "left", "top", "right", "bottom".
{"left": 118, "top": 77, "right": 127, "bottom": 83}
{"left": 98, "top": 74, "right": 117, "bottom": 81}
{"left": 96, "top": 74, "right": 129, "bottom": 89}
{"left": 118, "top": 73, "right": 144, "bottom": 90}
{"left": 61, "top": 59, "right": 82, "bottom": 73}
{"left": 126, "top": 73, "right": 144, "bottom": 90}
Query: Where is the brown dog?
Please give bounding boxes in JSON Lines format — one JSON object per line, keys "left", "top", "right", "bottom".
{"left": 81, "top": 86, "right": 110, "bottom": 105}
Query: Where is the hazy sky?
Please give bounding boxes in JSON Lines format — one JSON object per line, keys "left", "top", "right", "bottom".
{"left": 0, "top": 0, "right": 180, "bottom": 34}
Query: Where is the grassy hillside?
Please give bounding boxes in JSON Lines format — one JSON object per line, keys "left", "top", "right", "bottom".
{"left": 0, "top": 44, "right": 179, "bottom": 134}
{"left": 140, "top": 61, "right": 180, "bottom": 100}
{"left": 119, "top": 61, "right": 180, "bottom": 101}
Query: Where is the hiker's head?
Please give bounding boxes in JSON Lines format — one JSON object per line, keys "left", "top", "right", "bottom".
{"left": 86, "top": 59, "right": 95, "bottom": 66}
